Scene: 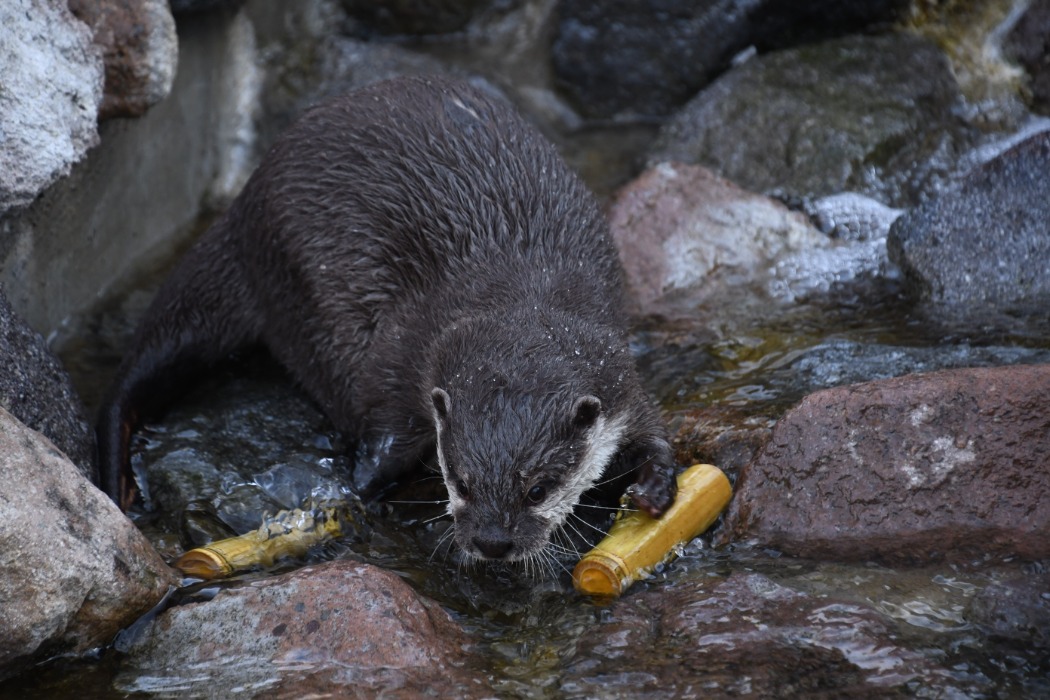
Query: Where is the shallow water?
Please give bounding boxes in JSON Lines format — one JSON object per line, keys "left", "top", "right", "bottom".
{"left": 8, "top": 210, "right": 1045, "bottom": 697}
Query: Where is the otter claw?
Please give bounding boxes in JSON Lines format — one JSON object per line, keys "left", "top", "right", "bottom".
{"left": 626, "top": 462, "right": 678, "bottom": 518}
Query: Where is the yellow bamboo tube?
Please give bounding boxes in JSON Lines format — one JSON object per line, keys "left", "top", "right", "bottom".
{"left": 573, "top": 463, "right": 732, "bottom": 597}
{"left": 174, "top": 505, "right": 344, "bottom": 579}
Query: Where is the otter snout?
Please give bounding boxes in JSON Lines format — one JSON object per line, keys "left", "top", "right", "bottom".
{"left": 467, "top": 520, "right": 518, "bottom": 559}
{"left": 471, "top": 533, "right": 514, "bottom": 559}
{"left": 452, "top": 508, "right": 551, "bottom": 562}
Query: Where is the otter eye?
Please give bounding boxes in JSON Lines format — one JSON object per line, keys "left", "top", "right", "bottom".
{"left": 526, "top": 481, "right": 552, "bottom": 505}
{"left": 446, "top": 468, "right": 469, "bottom": 499}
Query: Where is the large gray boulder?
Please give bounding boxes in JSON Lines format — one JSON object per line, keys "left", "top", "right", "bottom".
{"left": 0, "top": 406, "right": 177, "bottom": 682}
{"left": 550, "top": 0, "right": 908, "bottom": 121}
{"left": 887, "top": 130, "right": 1050, "bottom": 312}
{"left": 0, "top": 0, "right": 104, "bottom": 212}
{"left": 650, "top": 33, "right": 978, "bottom": 207}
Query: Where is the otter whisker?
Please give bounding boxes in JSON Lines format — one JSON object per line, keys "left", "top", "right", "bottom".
{"left": 422, "top": 511, "right": 452, "bottom": 525}
{"left": 528, "top": 546, "right": 558, "bottom": 579}
{"left": 592, "top": 453, "right": 657, "bottom": 488}
{"left": 572, "top": 502, "right": 623, "bottom": 512}
{"left": 545, "top": 539, "right": 576, "bottom": 555}
{"left": 541, "top": 548, "right": 567, "bottom": 579}
{"left": 561, "top": 516, "right": 604, "bottom": 560}
{"left": 541, "top": 542, "right": 575, "bottom": 577}
{"left": 527, "top": 553, "right": 546, "bottom": 580}
{"left": 545, "top": 545, "right": 577, "bottom": 563}
{"left": 429, "top": 524, "right": 457, "bottom": 564}
{"left": 387, "top": 499, "right": 449, "bottom": 505}
{"left": 567, "top": 511, "right": 608, "bottom": 537}
{"left": 550, "top": 525, "right": 582, "bottom": 560}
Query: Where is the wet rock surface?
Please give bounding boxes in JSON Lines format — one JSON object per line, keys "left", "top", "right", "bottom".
{"left": 68, "top": 0, "right": 178, "bottom": 119}
{"left": 608, "top": 162, "right": 829, "bottom": 313}
{"left": 803, "top": 192, "right": 903, "bottom": 242}
{"left": 887, "top": 130, "right": 1050, "bottom": 312}
{"left": 0, "top": 0, "right": 103, "bottom": 212}
{"left": 564, "top": 571, "right": 954, "bottom": 696}
{"left": 135, "top": 357, "right": 353, "bottom": 542}
{"left": 550, "top": 0, "right": 753, "bottom": 121}
{"left": 118, "top": 559, "right": 479, "bottom": 696}
{"left": 968, "top": 568, "right": 1050, "bottom": 647}
{"left": 724, "top": 363, "right": 1050, "bottom": 564}
{"left": 637, "top": 313, "right": 1050, "bottom": 410}
{"left": 0, "top": 406, "right": 177, "bottom": 682}
{"left": 668, "top": 405, "right": 773, "bottom": 481}
{"left": 650, "top": 33, "right": 980, "bottom": 207}
{"left": 341, "top": 0, "right": 491, "bottom": 36}
{"left": 170, "top": 0, "right": 248, "bottom": 13}
{"left": 550, "top": 0, "right": 907, "bottom": 121}
{"left": 0, "top": 288, "right": 96, "bottom": 481}
{"left": 1005, "top": 0, "right": 1050, "bottom": 115}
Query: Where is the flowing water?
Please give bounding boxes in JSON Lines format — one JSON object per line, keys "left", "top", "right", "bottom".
{"left": 7, "top": 0, "right": 1050, "bottom": 695}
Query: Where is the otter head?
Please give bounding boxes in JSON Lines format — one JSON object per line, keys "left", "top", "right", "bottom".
{"left": 429, "top": 385, "right": 625, "bottom": 564}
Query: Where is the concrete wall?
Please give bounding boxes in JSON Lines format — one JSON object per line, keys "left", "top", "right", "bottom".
{"left": 0, "top": 9, "right": 259, "bottom": 339}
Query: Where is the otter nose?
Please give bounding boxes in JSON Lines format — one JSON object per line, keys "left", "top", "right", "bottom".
{"left": 472, "top": 536, "right": 513, "bottom": 559}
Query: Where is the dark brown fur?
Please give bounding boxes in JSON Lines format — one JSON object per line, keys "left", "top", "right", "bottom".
{"left": 98, "top": 76, "right": 676, "bottom": 561}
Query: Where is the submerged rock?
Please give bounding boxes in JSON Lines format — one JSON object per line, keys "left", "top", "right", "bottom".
{"left": 668, "top": 405, "right": 773, "bottom": 481}
{"left": 138, "top": 361, "right": 352, "bottom": 540}
{"left": 0, "top": 406, "right": 176, "bottom": 682}
{"left": 564, "top": 571, "right": 955, "bottom": 696}
{"left": 767, "top": 338, "right": 1050, "bottom": 408}
{"left": 887, "top": 130, "right": 1050, "bottom": 313}
{"left": 723, "top": 363, "right": 1050, "bottom": 564}
{"left": 0, "top": 288, "right": 96, "bottom": 481}
{"left": 968, "top": 570, "right": 1050, "bottom": 647}
{"left": 0, "top": 0, "right": 103, "bottom": 212}
{"left": 650, "top": 32, "right": 979, "bottom": 207}
{"left": 118, "top": 559, "right": 479, "bottom": 696}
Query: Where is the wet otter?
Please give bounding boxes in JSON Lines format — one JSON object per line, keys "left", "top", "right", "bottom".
{"left": 98, "top": 76, "right": 677, "bottom": 565}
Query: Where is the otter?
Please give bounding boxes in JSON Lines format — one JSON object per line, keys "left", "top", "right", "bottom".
{"left": 97, "top": 76, "right": 677, "bottom": 566}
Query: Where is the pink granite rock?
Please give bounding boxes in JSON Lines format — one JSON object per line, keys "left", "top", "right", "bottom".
{"left": 723, "top": 364, "right": 1050, "bottom": 564}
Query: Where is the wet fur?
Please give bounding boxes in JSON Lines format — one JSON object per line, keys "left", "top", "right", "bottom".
{"left": 98, "top": 76, "right": 677, "bottom": 561}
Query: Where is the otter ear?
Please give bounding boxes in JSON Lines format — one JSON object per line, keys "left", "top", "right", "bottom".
{"left": 431, "top": 387, "right": 451, "bottom": 429}
{"left": 571, "top": 395, "right": 602, "bottom": 431}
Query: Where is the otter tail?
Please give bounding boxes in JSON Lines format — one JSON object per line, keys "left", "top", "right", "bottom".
{"left": 97, "top": 224, "right": 262, "bottom": 510}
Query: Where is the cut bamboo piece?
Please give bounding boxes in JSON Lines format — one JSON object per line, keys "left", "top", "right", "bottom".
{"left": 174, "top": 504, "right": 345, "bottom": 579}
{"left": 573, "top": 463, "right": 732, "bottom": 597}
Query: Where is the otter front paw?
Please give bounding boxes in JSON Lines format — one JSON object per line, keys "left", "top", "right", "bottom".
{"left": 625, "top": 457, "right": 678, "bottom": 518}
